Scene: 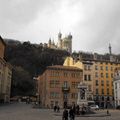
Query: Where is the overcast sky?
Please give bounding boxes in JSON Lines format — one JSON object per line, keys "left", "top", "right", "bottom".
{"left": 0, "top": 0, "right": 120, "bottom": 54}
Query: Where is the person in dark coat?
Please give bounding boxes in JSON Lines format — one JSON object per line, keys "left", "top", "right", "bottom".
{"left": 54, "top": 105, "right": 57, "bottom": 112}
{"left": 69, "top": 107, "right": 75, "bottom": 120}
{"left": 62, "top": 108, "right": 68, "bottom": 120}
{"left": 76, "top": 105, "right": 80, "bottom": 115}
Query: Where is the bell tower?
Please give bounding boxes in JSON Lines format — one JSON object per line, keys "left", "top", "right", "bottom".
{"left": 58, "top": 31, "right": 62, "bottom": 49}
{"left": 109, "top": 43, "right": 112, "bottom": 55}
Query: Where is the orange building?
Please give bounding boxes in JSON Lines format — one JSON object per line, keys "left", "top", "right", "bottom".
{"left": 37, "top": 65, "right": 83, "bottom": 108}
{"left": 0, "top": 36, "right": 12, "bottom": 103}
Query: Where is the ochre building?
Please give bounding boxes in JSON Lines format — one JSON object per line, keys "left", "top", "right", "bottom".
{"left": 37, "top": 65, "right": 83, "bottom": 108}
{"left": 64, "top": 50, "right": 120, "bottom": 108}
{"left": 0, "top": 36, "right": 12, "bottom": 103}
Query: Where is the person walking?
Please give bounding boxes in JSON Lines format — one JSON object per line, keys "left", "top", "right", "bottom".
{"left": 62, "top": 108, "right": 68, "bottom": 120}
{"left": 69, "top": 107, "right": 75, "bottom": 120}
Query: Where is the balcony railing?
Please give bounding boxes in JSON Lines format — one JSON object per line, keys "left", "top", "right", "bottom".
{"left": 62, "top": 86, "right": 70, "bottom": 92}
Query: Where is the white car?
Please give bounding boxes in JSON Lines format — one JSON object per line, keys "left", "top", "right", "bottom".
{"left": 90, "top": 105, "right": 99, "bottom": 110}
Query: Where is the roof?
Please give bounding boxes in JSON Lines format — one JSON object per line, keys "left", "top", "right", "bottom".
{"left": 0, "top": 36, "right": 6, "bottom": 46}
{"left": 47, "top": 65, "right": 82, "bottom": 71}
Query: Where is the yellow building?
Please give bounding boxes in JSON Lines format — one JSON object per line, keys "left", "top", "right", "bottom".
{"left": 0, "top": 36, "right": 12, "bottom": 103}
{"left": 92, "top": 60, "right": 120, "bottom": 108}
{"left": 64, "top": 57, "right": 94, "bottom": 101}
{"left": 64, "top": 52, "right": 120, "bottom": 108}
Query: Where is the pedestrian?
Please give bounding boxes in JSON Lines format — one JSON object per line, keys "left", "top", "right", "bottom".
{"left": 76, "top": 105, "right": 80, "bottom": 115}
{"left": 69, "top": 107, "right": 75, "bottom": 120}
{"left": 54, "top": 105, "right": 57, "bottom": 112}
{"left": 62, "top": 108, "right": 68, "bottom": 120}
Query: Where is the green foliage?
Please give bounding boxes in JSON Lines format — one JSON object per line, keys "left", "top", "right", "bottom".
{"left": 11, "top": 66, "right": 34, "bottom": 96}
{"left": 5, "top": 40, "right": 69, "bottom": 96}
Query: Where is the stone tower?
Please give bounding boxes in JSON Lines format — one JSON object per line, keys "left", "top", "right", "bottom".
{"left": 109, "top": 43, "right": 112, "bottom": 55}
{"left": 67, "top": 33, "right": 72, "bottom": 54}
{"left": 58, "top": 31, "right": 62, "bottom": 49}
{"left": 48, "top": 38, "right": 52, "bottom": 48}
{"left": 62, "top": 33, "right": 72, "bottom": 54}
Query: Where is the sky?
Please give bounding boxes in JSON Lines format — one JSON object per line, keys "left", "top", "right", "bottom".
{"left": 0, "top": 0, "right": 120, "bottom": 54}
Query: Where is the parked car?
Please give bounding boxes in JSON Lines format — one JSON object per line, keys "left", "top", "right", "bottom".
{"left": 90, "top": 105, "right": 99, "bottom": 110}
{"left": 116, "top": 105, "right": 120, "bottom": 110}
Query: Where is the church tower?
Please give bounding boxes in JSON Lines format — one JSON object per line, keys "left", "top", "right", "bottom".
{"left": 109, "top": 43, "right": 112, "bottom": 55}
{"left": 58, "top": 31, "right": 62, "bottom": 49}
{"left": 109, "top": 43, "right": 115, "bottom": 62}
{"left": 67, "top": 33, "right": 72, "bottom": 54}
{"left": 48, "top": 38, "right": 52, "bottom": 48}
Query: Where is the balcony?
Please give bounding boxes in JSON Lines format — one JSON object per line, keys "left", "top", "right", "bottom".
{"left": 62, "top": 86, "right": 70, "bottom": 92}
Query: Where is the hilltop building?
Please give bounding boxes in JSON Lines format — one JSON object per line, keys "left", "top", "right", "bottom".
{"left": 39, "top": 32, "right": 72, "bottom": 54}
{"left": 0, "top": 36, "right": 12, "bottom": 103}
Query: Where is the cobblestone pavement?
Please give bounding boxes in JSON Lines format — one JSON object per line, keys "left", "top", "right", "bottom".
{"left": 0, "top": 102, "right": 120, "bottom": 120}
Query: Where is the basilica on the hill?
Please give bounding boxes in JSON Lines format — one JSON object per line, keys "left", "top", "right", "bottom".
{"left": 47, "top": 32, "right": 72, "bottom": 54}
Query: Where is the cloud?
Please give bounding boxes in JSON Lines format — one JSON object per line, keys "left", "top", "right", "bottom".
{"left": 1, "top": 0, "right": 120, "bottom": 54}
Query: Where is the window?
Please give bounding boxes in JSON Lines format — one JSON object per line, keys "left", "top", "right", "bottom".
{"left": 71, "top": 93, "right": 77, "bottom": 99}
{"left": 101, "top": 80, "right": 104, "bottom": 86}
{"left": 64, "top": 72, "right": 68, "bottom": 77}
{"left": 107, "top": 88, "right": 109, "bottom": 95}
{"left": 84, "top": 75, "right": 87, "bottom": 81}
{"left": 71, "top": 73, "right": 75, "bottom": 78}
{"left": 50, "top": 92, "right": 59, "bottom": 99}
{"left": 106, "top": 80, "right": 109, "bottom": 87}
{"left": 50, "top": 80, "right": 54, "bottom": 88}
{"left": 106, "top": 66, "right": 108, "bottom": 71}
{"left": 76, "top": 73, "right": 80, "bottom": 78}
{"left": 50, "top": 92, "right": 54, "bottom": 98}
{"left": 84, "top": 65, "right": 87, "bottom": 70}
{"left": 111, "top": 73, "right": 113, "bottom": 78}
{"left": 115, "top": 83, "right": 117, "bottom": 89}
{"left": 55, "top": 80, "right": 60, "bottom": 87}
{"left": 50, "top": 80, "right": 60, "bottom": 88}
{"left": 101, "top": 89, "right": 104, "bottom": 94}
{"left": 100, "top": 66, "right": 103, "bottom": 70}
{"left": 64, "top": 81, "right": 68, "bottom": 88}
{"left": 88, "top": 75, "right": 91, "bottom": 81}
{"left": 106, "top": 73, "right": 108, "bottom": 78}
{"left": 95, "top": 72, "right": 98, "bottom": 78}
{"left": 95, "top": 65, "right": 98, "bottom": 70}
{"left": 96, "top": 89, "right": 98, "bottom": 94}
{"left": 96, "top": 80, "right": 98, "bottom": 86}
{"left": 111, "top": 81, "right": 113, "bottom": 86}
{"left": 101, "top": 73, "right": 103, "bottom": 78}
{"left": 71, "top": 82, "right": 79, "bottom": 88}
{"left": 111, "top": 67, "right": 113, "bottom": 71}
{"left": 72, "top": 82, "right": 76, "bottom": 88}
{"left": 88, "top": 85, "right": 91, "bottom": 91}
{"left": 112, "top": 89, "right": 114, "bottom": 95}
{"left": 88, "top": 65, "right": 91, "bottom": 70}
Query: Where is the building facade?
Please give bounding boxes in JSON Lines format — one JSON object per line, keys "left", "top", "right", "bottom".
{"left": 37, "top": 65, "right": 83, "bottom": 108}
{"left": 0, "top": 36, "right": 12, "bottom": 103}
{"left": 114, "top": 67, "right": 120, "bottom": 108}
{"left": 64, "top": 50, "right": 120, "bottom": 108}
